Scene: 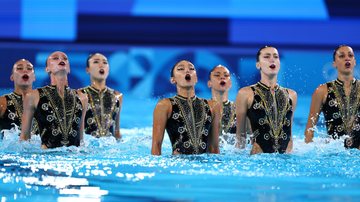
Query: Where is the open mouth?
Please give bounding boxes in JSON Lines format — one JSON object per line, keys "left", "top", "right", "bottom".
{"left": 99, "top": 69, "right": 105, "bottom": 75}
{"left": 22, "top": 74, "right": 29, "bottom": 81}
{"left": 345, "top": 62, "right": 351, "bottom": 68}
{"left": 269, "top": 64, "right": 276, "bottom": 69}
{"left": 220, "top": 81, "right": 226, "bottom": 86}
{"left": 185, "top": 74, "right": 191, "bottom": 81}
{"left": 59, "top": 61, "right": 66, "bottom": 66}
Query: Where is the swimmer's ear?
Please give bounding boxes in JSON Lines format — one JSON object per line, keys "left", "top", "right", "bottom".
{"left": 86, "top": 67, "right": 90, "bottom": 74}
{"left": 10, "top": 74, "right": 14, "bottom": 81}
{"left": 332, "top": 61, "right": 337, "bottom": 69}
{"left": 170, "top": 77, "right": 176, "bottom": 84}
{"left": 256, "top": 62, "right": 261, "bottom": 70}
{"left": 207, "top": 80, "right": 212, "bottom": 88}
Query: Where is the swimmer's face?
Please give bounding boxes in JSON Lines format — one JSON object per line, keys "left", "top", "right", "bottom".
{"left": 170, "top": 60, "right": 198, "bottom": 87}
{"left": 256, "top": 47, "right": 280, "bottom": 76}
{"left": 11, "top": 59, "right": 35, "bottom": 87}
{"left": 208, "top": 65, "right": 232, "bottom": 92}
{"left": 333, "top": 46, "right": 356, "bottom": 75}
{"left": 87, "top": 53, "right": 109, "bottom": 81}
{"left": 46, "top": 51, "right": 70, "bottom": 75}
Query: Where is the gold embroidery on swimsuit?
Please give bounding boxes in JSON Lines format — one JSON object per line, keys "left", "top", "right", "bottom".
{"left": 254, "top": 82, "right": 291, "bottom": 152}
{"left": 331, "top": 79, "right": 360, "bottom": 136}
{"left": 85, "top": 86, "right": 118, "bottom": 137}
{"left": 42, "top": 86, "right": 77, "bottom": 145}
{"left": 221, "top": 100, "right": 236, "bottom": 134}
{"left": 7, "top": 93, "right": 39, "bottom": 134}
{"left": 174, "top": 95, "right": 207, "bottom": 154}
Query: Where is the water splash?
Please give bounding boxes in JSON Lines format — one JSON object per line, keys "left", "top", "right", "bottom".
{"left": 1, "top": 126, "right": 360, "bottom": 201}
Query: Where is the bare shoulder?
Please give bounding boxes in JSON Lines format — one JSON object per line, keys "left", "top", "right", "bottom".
{"left": 0, "top": 96, "right": 7, "bottom": 117}
{"left": 156, "top": 98, "right": 171, "bottom": 109}
{"left": 286, "top": 88, "right": 298, "bottom": 99}
{"left": 114, "top": 90, "right": 123, "bottom": 100}
{"left": 114, "top": 90, "right": 123, "bottom": 96}
{"left": 309, "top": 83, "right": 328, "bottom": 105}
{"left": 237, "top": 86, "right": 253, "bottom": 97}
{"left": 236, "top": 86, "right": 254, "bottom": 102}
{"left": 76, "top": 89, "right": 88, "bottom": 103}
{"left": 313, "top": 83, "right": 328, "bottom": 96}
{"left": 0, "top": 96, "right": 6, "bottom": 106}
{"left": 154, "top": 98, "right": 172, "bottom": 118}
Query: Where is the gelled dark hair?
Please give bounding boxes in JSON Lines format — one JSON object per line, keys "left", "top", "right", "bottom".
{"left": 45, "top": 51, "right": 67, "bottom": 67}
{"left": 170, "top": 60, "right": 192, "bottom": 77}
{"left": 256, "top": 45, "right": 275, "bottom": 62}
{"left": 208, "top": 64, "right": 227, "bottom": 80}
{"left": 86, "top": 53, "right": 103, "bottom": 67}
{"left": 333, "top": 45, "right": 350, "bottom": 61}
{"left": 13, "top": 59, "right": 33, "bottom": 74}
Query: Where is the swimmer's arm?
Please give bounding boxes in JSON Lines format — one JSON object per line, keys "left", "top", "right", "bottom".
{"left": 114, "top": 92, "right": 123, "bottom": 140}
{"left": 304, "top": 85, "right": 327, "bottom": 143}
{"left": 287, "top": 89, "right": 297, "bottom": 153}
{"left": 235, "top": 87, "right": 252, "bottom": 149}
{"left": 286, "top": 136, "right": 293, "bottom": 153}
{"left": 151, "top": 99, "right": 171, "bottom": 155}
{"left": 20, "top": 90, "right": 39, "bottom": 140}
{"left": 77, "top": 90, "right": 88, "bottom": 143}
{"left": 208, "top": 100, "right": 220, "bottom": 154}
{"left": 0, "top": 96, "right": 7, "bottom": 118}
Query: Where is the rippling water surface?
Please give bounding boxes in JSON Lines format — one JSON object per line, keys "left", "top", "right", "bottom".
{"left": 1, "top": 97, "right": 360, "bottom": 202}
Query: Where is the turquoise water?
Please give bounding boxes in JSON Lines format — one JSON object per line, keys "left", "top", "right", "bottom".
{"left": 1, "top": 96, "right": 360, "bottom": 202}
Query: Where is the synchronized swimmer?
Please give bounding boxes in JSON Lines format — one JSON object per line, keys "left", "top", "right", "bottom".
{"left": 0, "top": 45, "right": 359, "bottom": 154}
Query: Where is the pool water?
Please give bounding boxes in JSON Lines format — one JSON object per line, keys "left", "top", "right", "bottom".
{"left": 1, "top": 96, "right": 360, "bottom": 202}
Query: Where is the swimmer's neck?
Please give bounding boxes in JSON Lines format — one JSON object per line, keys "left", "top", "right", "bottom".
{"left": 90, "top": 80, "right": 107, "bottom": 91}
{"left": 260, "top": 78, "right": 277, "bottom": 91}
{"left": 338, "top": 75, "right": 354, "bottom": 87}
{"left": 50, "top": 75, "right": 68, "bottom": 98}
{"left": 211, "top": 89, "right": 228, "bottom": 103}
{"left": 177, "top": 87, "right": 195, "bottom": 98}
{"left": 13, "top": 85, "right": 33, "bottom": 97}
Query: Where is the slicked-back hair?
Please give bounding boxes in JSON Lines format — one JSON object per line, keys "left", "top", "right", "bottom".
{"left": 333, "top": 45, "right": 350, "bottom": 61}
{"left": 256, "top": 45, "right": 275, "bottom": 62}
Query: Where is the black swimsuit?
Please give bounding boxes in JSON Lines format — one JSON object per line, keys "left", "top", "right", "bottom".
{"left": 34, "top": 85, "right": 83, "bottom": 148}
{"left": 322, "top": 79, "right": 360, "bottom": 148}
{"left": 247, "top": 82, "right": 293, "bottom": 153}
{"left": 81, "top": 86, "right": 120, "bottom": 137}
{"left": 0, "top": 92, "right": 39, "bottom": 136}
{"left": 221, "top": 100, "right": 236, "bottom": 134}
{"left": 166, "top": 95, "right": 212, "bottom": 154}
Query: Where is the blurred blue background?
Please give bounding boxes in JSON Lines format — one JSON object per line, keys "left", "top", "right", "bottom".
{"left": 1, "top": 0, "right": 360, "bottom": 100}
